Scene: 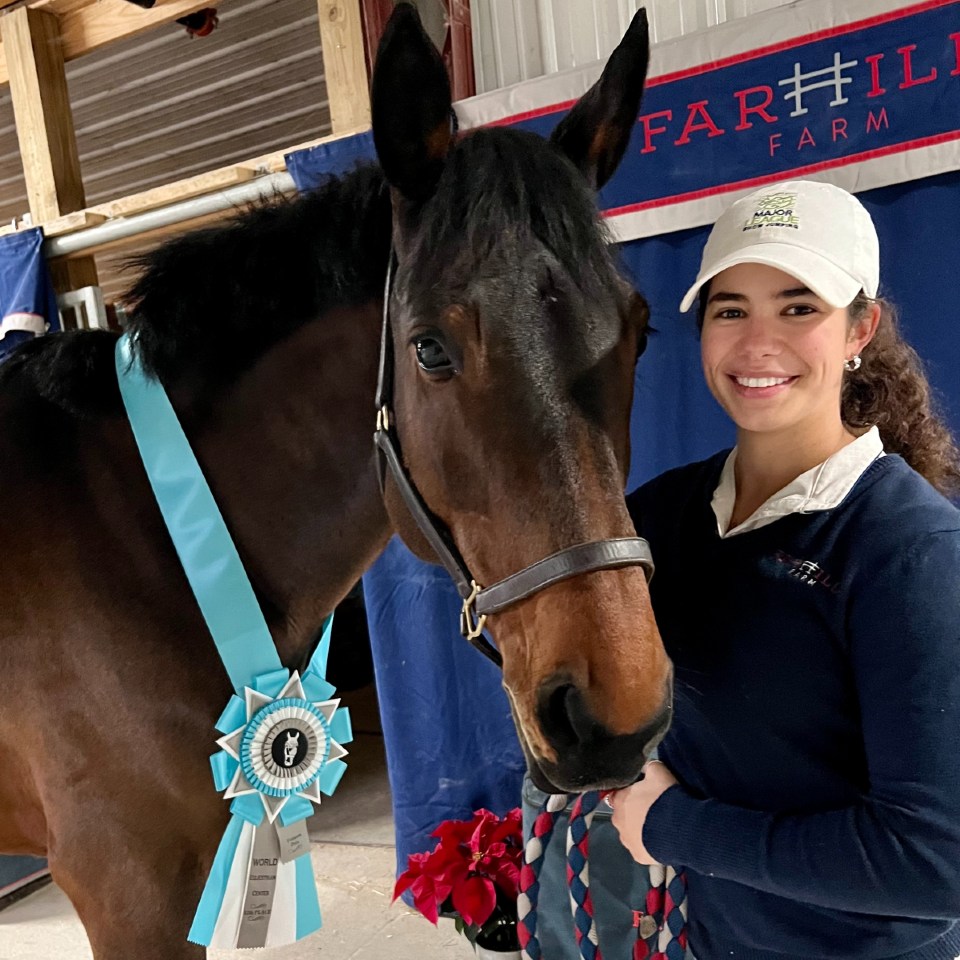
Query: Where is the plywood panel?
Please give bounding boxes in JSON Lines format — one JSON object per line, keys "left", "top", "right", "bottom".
{"left": 316, "top": 0, "right": 370, "bottom": 132}
{"left": 0, "top": 0, "right": 229, "bottom": 86}
{"left": 1, "top": 7, "right": 84, "bottom": 221}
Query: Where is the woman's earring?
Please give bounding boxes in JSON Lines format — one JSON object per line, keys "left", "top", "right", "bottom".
{"left": 844, "top": 355, "right": 862, "bottom": 372}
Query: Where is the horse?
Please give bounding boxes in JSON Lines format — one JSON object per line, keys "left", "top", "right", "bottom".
{"left": 0, "top": 5, "right": 671, "bottom": 958}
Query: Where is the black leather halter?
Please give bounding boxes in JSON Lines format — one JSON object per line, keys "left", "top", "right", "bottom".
{"left": 373, "top": 255, "right": 654, "bottom": 668}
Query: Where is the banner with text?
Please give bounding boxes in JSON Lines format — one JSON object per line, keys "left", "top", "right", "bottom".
{"left": 456, "top": 0, "right": 960, "bottom": 239}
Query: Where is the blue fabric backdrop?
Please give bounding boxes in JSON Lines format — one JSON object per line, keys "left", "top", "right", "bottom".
{"left": 0, "top": 227, "right": 60, "bottom": 363}
{"left": 622, "top": 170, "right": 960, "bottom": 479}
{"left": 289, "top": 136, "right": 960, "bottom": 872}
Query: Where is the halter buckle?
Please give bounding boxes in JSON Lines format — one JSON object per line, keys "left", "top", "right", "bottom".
{"left": 376, "top": 405, "right": 391, "bottom": 432}
{"left": 459, "top": 579, "right": 487, "bottom": 640}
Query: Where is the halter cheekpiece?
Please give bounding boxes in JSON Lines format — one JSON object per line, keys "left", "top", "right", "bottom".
{"left": 373, "top": 254, "right": 656, "bottom": 666}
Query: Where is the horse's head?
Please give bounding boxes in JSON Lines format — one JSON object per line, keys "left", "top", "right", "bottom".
{"left": 370, "top": 4, "right": 671, "bottom": 793}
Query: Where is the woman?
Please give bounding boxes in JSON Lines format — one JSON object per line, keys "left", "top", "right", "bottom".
{"left": 610, "top": 179, "right": 960, "bottom": 959}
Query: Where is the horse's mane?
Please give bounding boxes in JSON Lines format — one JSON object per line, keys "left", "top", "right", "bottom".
{"left": 125, "top": 163, "right": 392, "bottom": 384}
{"left": 0, "top": 128, "right": 622, "bottom": 414}
{"left": 0, "top": 163, "right": 393, "bottom": 411}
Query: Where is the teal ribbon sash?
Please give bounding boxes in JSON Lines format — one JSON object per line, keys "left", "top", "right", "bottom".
{"left": 115, "top": 333, "right": 350, "bottom": 949}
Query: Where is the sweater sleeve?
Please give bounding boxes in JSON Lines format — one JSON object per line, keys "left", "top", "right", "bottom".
{"left": 643, "top": 530, "right": 960, "bottom": 918}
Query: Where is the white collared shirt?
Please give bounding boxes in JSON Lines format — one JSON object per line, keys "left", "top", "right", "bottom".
{"left": 711, "top": 426, "right": 885, "bottom": 538}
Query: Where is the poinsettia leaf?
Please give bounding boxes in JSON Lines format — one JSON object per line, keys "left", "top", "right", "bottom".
{"left": 490, "top": 815, "right": 523, "bottom": 846}
{"left": 495, "top": 860, "right": 520, "bottom": 899}
{"left": 410, "top": 876, "right": 440, "bottom": 925}
{"left": 465, "top": 810, "right": 494, "bottom": 847}
{"left": 452, "top": 875, "right": 497, "bottom": 927}
{"left": 393, "top": 872, "right": 416, "bottom": 901}
{"left": 434, "top": 877, "right": 456, "bottom": 904}
{"left": 432, "top": 819, "right": 472, "bottom": 845}
{"left": 434, "top": 859, "right": 469, "bottom": 892}
{"left": 393, "top": 851, "right": 431, "bottom": 901}
{"left": 423, "top": 845, "right": 455, "bottom": 870}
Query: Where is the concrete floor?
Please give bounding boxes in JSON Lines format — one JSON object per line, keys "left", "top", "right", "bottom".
{"left": 0, "top": 684, "right": 474, "bottom": 960}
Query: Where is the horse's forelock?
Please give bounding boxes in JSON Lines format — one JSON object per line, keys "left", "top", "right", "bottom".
{"left": 407, "top": 128, "right": 626, "bottom": 308}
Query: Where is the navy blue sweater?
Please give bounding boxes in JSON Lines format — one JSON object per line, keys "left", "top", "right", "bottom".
{"left": 627, "top": 453, "right": 960, "bottom": 960}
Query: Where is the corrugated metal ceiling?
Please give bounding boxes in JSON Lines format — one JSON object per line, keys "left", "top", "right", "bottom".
{"left": 0, "top": 0, "right": 333, "bottom": 303}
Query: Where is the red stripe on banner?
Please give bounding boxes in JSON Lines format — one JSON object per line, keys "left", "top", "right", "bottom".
{"left": 602, "top": 130, "right": 960, "bottom": 219}
{"left": 486, "top": 99, "right": 578, "bottom": 127}
{"left": 480, "top": 0, "right": 958, "bottom": 128}
{"left": 647, "top": 0, "right": 958, "bottom": 87}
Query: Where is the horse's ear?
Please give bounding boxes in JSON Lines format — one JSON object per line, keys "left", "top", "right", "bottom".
{"left": 371, "top": 3, "right": 453, "bottom": 204}
{"left": 550, "top": 8, "right": 650, "bottom": 190}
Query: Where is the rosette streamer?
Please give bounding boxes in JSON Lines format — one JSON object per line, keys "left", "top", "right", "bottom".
{"left": 115, "top": 334, "right": 350, "bottom": 948}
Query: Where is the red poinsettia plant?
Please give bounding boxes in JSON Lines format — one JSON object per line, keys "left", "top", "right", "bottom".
{"left": 394, "top": 808, "right": 523, "bottom": 950}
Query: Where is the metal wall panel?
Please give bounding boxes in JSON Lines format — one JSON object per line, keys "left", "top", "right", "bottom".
{"left": 472, "top": 0, "right": 544, "bottom": 91}
{"left": 0, "top": 0, "right": 331, "bottom": 303}
{"left": 472, "top": 0, "right": 795, "bottom": 93}
{"left": 726, "top": 0, "right": 797, "bottom": 19}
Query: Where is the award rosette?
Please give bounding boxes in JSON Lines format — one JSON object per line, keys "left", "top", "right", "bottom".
{"left": 114, "top": 334, "right": 351, "bottom": 950}
{"left": 189, "top": 619, "right": 352, "bottom": 949}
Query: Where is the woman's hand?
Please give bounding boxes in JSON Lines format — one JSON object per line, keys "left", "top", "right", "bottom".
{"left": 608, "top": 759, "right": 678, "bottom": 865}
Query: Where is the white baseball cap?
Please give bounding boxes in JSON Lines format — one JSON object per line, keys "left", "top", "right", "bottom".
{"left": 679, "top": 180, "right": 880, "bottom": 312}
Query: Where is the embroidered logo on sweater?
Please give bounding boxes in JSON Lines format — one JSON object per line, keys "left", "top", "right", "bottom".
{"left": 774, "top": 550, "right": 840, "bottom": 593}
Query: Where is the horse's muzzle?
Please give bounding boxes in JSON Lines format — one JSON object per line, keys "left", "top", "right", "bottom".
{"left": 532, "top": 672, "right": 673, "bottom": 792}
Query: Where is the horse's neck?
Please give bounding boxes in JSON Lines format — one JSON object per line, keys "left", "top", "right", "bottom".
{"left": 181, "top": 301, "right": 392, "bottom": 665}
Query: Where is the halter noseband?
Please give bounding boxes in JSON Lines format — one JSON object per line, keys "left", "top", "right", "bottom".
{"left": 373, "top": 254, "right": 655, "bottom": 667}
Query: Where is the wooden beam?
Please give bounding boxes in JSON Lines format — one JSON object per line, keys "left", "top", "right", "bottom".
{"left": 90, "top": 165, "right": 258, "bottom": 220}
{"left": 317, "top": 0, "right": 370, "bottom": 133}
{"left": 0, "top": 0, "right": 229, "bottom": 86}
{"left": 57, "top": 0, "right": 223, "bottom": 66}
{"left": 38, "top": 126, "right": 365, "bottom": 254}
{"left": 43, "top": 209, "right": 108, "bottom": 236}
{"left": 49, "top": 255, "right": 99, "bottom": 292}
{"left": 2, "top": 6, "right": 85, "bottom": 222}
{"left": 1, "top": 5, "right": 98, "bottom": 291}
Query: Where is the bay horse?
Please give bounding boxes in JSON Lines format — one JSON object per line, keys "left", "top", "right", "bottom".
{"left": 0, "top": 5, "right": 671, "bottom": 958}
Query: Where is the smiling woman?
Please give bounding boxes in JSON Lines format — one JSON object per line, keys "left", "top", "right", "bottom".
{"left": 600, "top": 179, "right": 960, "bottom": 960}
{"left": 698, "top": 263, "right": 876, "bottom": 469}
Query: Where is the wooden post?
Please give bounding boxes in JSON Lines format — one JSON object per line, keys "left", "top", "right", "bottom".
{"left": 3, "top": 6, "right": 85, "bottom": 222}
{"left": 1, "top": 5, "right": 98, "bottom": 294}
{"left": 317, "top": 0, "right": 371, "bottom": 133}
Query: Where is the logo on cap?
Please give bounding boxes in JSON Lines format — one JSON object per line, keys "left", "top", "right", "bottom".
{"left": 742, "top": 192, "right": 799, "bottom": 232}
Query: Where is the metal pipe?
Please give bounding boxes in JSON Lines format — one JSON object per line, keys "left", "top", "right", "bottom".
{"left": 43, "top": 171, "right": 298, "bottom": 258}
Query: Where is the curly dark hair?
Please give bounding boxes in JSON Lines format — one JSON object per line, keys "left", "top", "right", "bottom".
{"left": 843, "top": 293, "right": 960, "bottom": 496}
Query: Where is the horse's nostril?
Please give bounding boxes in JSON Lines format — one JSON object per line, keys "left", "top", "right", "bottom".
{"left": 533, "top": 673, "right": 672, "bottom": 789}
{"left": 538, "top": 681, "right": 579, "bottom": 751}
{"left": 537, "top": 680, "right": 604, "bottom": 751}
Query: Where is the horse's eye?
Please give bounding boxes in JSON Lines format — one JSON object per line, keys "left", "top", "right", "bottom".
{"left": 415, "top": 337, "right": 453, "bottom": 372}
